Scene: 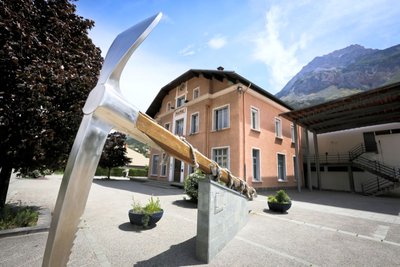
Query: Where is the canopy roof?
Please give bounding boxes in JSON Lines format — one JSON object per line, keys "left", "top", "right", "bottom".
{"left": 281, "top": 81, "right": 400, "bottom": 134}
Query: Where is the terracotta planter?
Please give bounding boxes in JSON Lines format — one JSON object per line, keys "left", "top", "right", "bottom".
{"left": 267, "top": 202, "right": 291, "bottom": 213}
{"left": 128, "top": 209, "right": 164, "bottom": 226}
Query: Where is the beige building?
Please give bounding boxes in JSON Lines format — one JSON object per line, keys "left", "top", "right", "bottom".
{"left": 146, "top": 69, "right": 301, "bottom": 189}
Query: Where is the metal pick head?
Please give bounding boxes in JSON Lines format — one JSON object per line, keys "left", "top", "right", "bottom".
{"left": 42, "top": 13, "right": 162, "bottom": 267}
{"left": 83, "top": 12, "right": 162, "bottom": 115}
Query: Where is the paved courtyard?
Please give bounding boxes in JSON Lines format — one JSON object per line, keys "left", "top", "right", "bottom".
{"left": 1, "top": 174, "right": 400, "bottom": 266}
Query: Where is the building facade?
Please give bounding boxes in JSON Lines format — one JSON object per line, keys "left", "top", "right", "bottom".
{"left": 146, "top": 69, "right": 301, "bottom": 189}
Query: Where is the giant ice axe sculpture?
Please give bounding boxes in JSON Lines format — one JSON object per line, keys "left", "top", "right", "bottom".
{"left": 42, "top": 13, "right": 256, "bottom": 266}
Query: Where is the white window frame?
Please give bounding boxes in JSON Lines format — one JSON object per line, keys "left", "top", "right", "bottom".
{"left": 251, "top": 106, "right": 260, "bottom": 131}
{"left": 213, "top": 104, "right": 230, "bottom": 131}
{"left": 161, "top": 153, "right": 168, "bottom": 177}
{"left": 151, "top": 154, "right": 160, "bottom": 176}
{"left": 211, "top": 146, "right": 230, "bottom": 169}
{"left": 175, "top": 118, "right": 184, "bottom": 136}
{"left": 277, "top": 153, "right": 287, "bottom": 181}
{"left": 275, "top": 117, "right": 282, "bottom": 138}
{"left": 176, "top": 95, "right": 186, "bottom": 108}
{"left": 193, "top": 87, "right": 200, "bottom": 99}
{"left": 190, "top": 112, "right": 199, "bottom": 134}
{"left": 187, "top": 165, "right": 195, "bottom": 175}
{"left": 252, "top": 148, "right": 261, "bottom": 182}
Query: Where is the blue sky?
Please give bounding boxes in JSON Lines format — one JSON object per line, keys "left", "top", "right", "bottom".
{"left": 75, "top": 0, "right": 400, "bottom": 112}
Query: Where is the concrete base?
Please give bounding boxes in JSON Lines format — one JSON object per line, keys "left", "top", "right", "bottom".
{"left": 196, "top": 178, "right": 249, "bottom": 263}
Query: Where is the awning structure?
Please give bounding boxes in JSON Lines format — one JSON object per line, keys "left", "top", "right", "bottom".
{"left": 280, "top": 81, "right": 400, "bottom": 134}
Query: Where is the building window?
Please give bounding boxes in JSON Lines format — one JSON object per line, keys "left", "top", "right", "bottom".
{"left": 190, "top": 113, "right": 199, "bottom": 134}
{"left": 277, "top": 154, "right": 286, "bottom": 181}
{"left": 291, "top": 124, "right": 295, "bottom": 143}
{"left": 188, "top": 165, "right": 195, "bottom": 175}
{"left": 176, "top": 95, "right": 185, "bottom": 108}
{"left": 213, "top": 105, "right": 229, "bottom": 131}
{"left": 212, "top": 147, "right": 229, "bottom": 168}
{"left": 175, "top": 118, "right": 184, "bottom": 136}
{"left": 166, "top": 102, "right": 171, "bottom": 112}
{"left": 193, "top": 87, "right": 200, "bottom": 99}
{"left": 251, "top": 107, "right": 260, "bottom": 131}
{"left": 161, "top": 153, "right": 167, "bottom": 176}
{"left": 275, "top": 118, "right": 282, "bottom": 138}
{"left": 252, "top": 149, "right": 261, "bottom": 181}
{"left": 151, "top": 154, "right": 160, "bottom": 176}
{"left": 164, "top": 122, "right": 170, "bottom": 131}
{"left": 293, "top": 156, "right": 298, "bottom": 181}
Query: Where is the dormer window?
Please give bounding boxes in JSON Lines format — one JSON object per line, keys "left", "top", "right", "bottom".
{"left": 193, "top": 87, "right": 200, "bottom": 99}
{"left": 176, "top": 95, "right": 185, "bottom": 108}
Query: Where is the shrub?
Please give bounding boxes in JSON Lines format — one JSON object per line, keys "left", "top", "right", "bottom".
{"left": 0, "top": 204, "right": 39, "bottom": 230}
{"left": 267, "top": 190, "right": 291, "bottom": 204}
{"left": 129, "top": 167, "right": 148, "bottom": 177}
{"left": 183, "top": 170, "right": 206, "bottom": 202}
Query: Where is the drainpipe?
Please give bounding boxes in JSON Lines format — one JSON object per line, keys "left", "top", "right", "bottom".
{"left": 240, "top": 83, "right": 251, "bottom": 180}
{"left": 205, "top": 103, "right": 210, "bottom": 158}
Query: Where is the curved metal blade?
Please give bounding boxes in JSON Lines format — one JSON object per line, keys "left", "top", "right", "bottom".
{"left": 83, "top": 12, "right": 162, "bottom": 115}
{"left": 42, "top": 13, "right": 162, "bottom": 267}
{"left": 98, "top": 12, "right": 162, "bottom": 87}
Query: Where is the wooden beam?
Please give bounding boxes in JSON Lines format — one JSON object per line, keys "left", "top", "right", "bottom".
{"left": 136, "top": 112, "right": 257, "bottom": 199}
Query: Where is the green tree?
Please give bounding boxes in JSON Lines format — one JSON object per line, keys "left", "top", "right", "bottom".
{"left": 99, "top": 132, "right": 131, "bottom": 179}
{"left": 0, "top": 0, "right": 102, "bottom": 208}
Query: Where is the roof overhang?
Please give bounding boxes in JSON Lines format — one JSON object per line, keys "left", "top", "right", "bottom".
{"left": 280, "top": 81, "right": 400, "bottom": 134}
{"left": 146, "top": 69, "right": 292, "bottom": 118}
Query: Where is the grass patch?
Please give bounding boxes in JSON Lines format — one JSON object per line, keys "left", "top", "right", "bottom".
{"left": 0, "top": 203, "right": 39, "bottom": 230}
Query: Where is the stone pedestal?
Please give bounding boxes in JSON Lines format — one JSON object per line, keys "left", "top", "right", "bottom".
{"left": 196, "top": 178, "right": 249, "bottom": 263}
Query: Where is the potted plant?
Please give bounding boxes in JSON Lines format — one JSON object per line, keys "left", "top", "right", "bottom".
{"left": 128, "top": 196, "right": 163, "bottom": 227}
{"left": 267, "top": 190, "right": 291, "bottom": 213}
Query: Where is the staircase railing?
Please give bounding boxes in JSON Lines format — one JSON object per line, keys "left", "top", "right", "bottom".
{"left": 361, "top": 176, "right": 396, "bottom": 195}
{"left": 305, "top": 153, "right": 351, "bottom": 164}
{"left": 353, "top": 156, "right": 400, "bottom": 182}
{"left": 348, "top": 143, "right": 365, "bottom": 160}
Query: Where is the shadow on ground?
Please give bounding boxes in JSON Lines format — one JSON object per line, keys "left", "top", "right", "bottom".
{"left": 172, "top": 199, "right": 198, "bottom": 209}
{"left": 258, "top": 189, "right": 400, "bottom": 216}
{"left": 118, "top": 222, "right": 157, "bottom": 233}
{"left": 92, "top": 179, "right": 183, "bottom": 196}
{"left": 263, "top": 208, "right": 289, "bottom": 215}
{"left": 134, "top": 237, "right": 202, "bottom": 266}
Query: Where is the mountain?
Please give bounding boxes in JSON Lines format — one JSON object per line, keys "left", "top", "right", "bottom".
{"left": 276, "top": 44, "right": 400, "bottom": 108}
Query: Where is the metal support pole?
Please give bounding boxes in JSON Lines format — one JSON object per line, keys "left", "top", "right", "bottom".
{"left": 305, "top": 130, "right": 312, "bottom": 191}
{"left": 294, "top": 123, "right": 301, "bottom": 192}
{"left": 313, "top": 132, "right": 321, "bottom": 190}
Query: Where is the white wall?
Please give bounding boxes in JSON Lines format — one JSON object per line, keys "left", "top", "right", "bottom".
{"left": 376, "top": 133, "right": 400, "bottom": 167}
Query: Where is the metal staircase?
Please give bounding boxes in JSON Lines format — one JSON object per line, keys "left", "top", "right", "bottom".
{"left": 349, "top": 144, "right": 400, "bottom": 195}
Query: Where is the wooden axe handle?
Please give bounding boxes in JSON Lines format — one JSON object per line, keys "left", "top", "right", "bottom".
{"left": 136, "top": 112, "right": 256, "bottom": 199}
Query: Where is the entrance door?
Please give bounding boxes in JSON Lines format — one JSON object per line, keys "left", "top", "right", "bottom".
{"left": 363, "top": 132, "right": 377, "bottom": 152}
{"left": 173, "top": 159, "right": 182, "bottom": 182}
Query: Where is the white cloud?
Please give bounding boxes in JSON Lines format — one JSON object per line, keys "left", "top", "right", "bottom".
{"left": 252, "top": 5, "right": 308, "bottom": 90}
{"left": 179, "top": 44, "right": 195, "bottom": 56}
{"left": 208, "top": 35, "right": 227, "bottom": 49}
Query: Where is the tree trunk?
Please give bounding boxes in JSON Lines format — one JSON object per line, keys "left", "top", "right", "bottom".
{"left": 0, "top": 164, "right": 13, "bottom": 209}
{"left": 107, "top": 168, "right": 111, "bottom": 179}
